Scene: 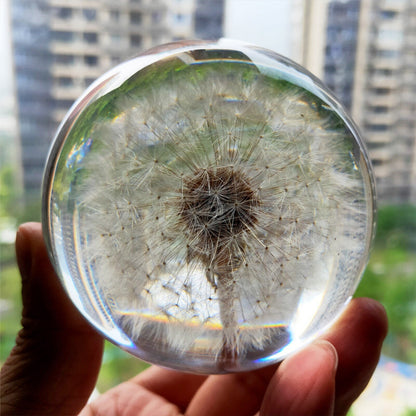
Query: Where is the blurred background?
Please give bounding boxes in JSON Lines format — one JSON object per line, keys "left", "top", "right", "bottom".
{"left": 0, "top": 0, "right": 415, "bottom": 414}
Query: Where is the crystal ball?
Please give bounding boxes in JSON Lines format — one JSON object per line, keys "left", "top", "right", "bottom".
{"left": 42, "top": 39, "right": 376, "bottom": 373}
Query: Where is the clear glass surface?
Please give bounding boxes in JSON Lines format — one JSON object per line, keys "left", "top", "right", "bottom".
{"left": 42, "top": 39, "right": 376, "bottom": 373}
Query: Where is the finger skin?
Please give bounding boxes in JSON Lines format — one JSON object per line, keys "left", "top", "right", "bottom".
{"left": 79, "top": 380, "right": 182, "bottom": 416}
{"left": 81, "top": 300, "right": 386, "bottom": 416}
{"left": 184, "top": 365, "right": 277, "bottom": 416}
{"left": 325, "top": 298, "right": 388, "bottom": 415}
{"left": 184, "top": 298, "right": 387, "bottom": 416}
{"left": 260, "top": 340, "right": 338, "bottom": 416}
{"left": 0, "top": 223, "right": 104, "bottom": 416}
{"left": 80, "top": 367, "right": 207, "bottom": 416}
{"left": 132, "top": 367, "right": 207, "bottom": 412}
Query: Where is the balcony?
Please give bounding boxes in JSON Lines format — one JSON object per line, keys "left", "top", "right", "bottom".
{"left": 369, "top": 75, "right": 399, "bottom": 89}
{"left": 364, "top": 111, "right": 397, "bottom": 125}
{"left": 381, "top": 0, "right": 407, "bottom": 11}
{"left": 369, "top": 147, "right": 391, "bottom": 162}
{"left": 49, "top": 41, "right": 101, "bottom": 56}
{"left": 50, "top": 19, "right": 100, "bottom": 32}
{"left": 51, "top": 63, "right": 103, "bottom": 79}
{"left": 370, "top": 56, "right": 401, "bottom": 70}
{"left": 372, "top": 164, "right": 391, "bottom": 179}
{"left": 365, "top": 91, "right": 400, "bottom": 107}
{"left": 52, "top": 86, "right": 85, "bottom": 101}
{"left": 365, "top": 130, "right": 392, "bottom": 145}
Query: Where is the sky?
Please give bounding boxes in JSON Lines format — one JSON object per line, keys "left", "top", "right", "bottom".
{"left": 0, "top": 0, "right": 19, "bottom": 174}
{"left": 0, "top": 0, "right": 13, "bottom": 98}
{"left": 224, "top": 0, "right": 293, "bottom": 57}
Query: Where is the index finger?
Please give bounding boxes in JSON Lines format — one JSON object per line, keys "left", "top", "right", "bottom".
{"left": 132, "top": 366, "right": 207, "bottom": 412}
{"left": 324, "top": 297, "right": 388, "bottom": 415}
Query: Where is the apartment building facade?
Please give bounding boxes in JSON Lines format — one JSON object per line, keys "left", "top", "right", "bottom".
{"left": 352, "top": 0, "right": 416, "bottom": 203}
{"left": 11, "top": 0, "right": 195, "bottom": 204}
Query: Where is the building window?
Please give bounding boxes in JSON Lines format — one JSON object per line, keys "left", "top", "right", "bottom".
{"left": 54, "top": 54, "right": 75, "bottom": 64}
{"left": 369, "top": 105, "right": 389, "bottom": 113}
{"left": 377, "top": 49, "right": 400, "bottom": 59}
{"left": 83, "top": 8, "right": 97, "bottom": 21}
{"left": 56, "top": 99, "right": 75, "bottom": 110}
{"left": 374, "top": 68, "right": 394, "bottom": 77}
{"left": 377, "top": 29, "right": 403, "bottom": 43}
{"left": 83, "top": 32, "right": 98, "bottom": 43}
{"left": 85, "top": 78, "right": 96, "bottom": 86}
{"left": 152, "top": 12, "right": 161, "bottom": 23}
{"left": 380, "top": 10, "right": 398, "bottom": 19}
{"left": 368, "top": 142, "right": 387, "bottom": 150}
{"left": 84, "top": 55, "right": 99, "bottom": 66}
{"left": 371, "top": 159, "right": 383, "bottom": 167}
{"left": 174, "top": 14, "right": 186, "bottom": 24}
{"left": 53, "top": 7, "right": 72, "bottom": 19}
{"left": 51, "top": 30, "right": 73, "bottom": 42}
{"left": 130, "top": 34, "right": 142, "bottom": 47}
{"left": 110, "top": 10, "right": 120, "bottom": 21}
{"left": 57, "top": 76, "right": 73, "bottom": 87}
{"left": 374, "top": 87, "right": 391, "bottom": 95}
{"left": 130, "top": 12, "right": 142, "bottom": 24}
{"left": 324, "top": 63, "right": 337, "bottom": 74}
{"left": 111, "top": 34, "right": 121, "bottom": 43}
{"left": 365, "top": 124, "right": 389, "bottom": 132}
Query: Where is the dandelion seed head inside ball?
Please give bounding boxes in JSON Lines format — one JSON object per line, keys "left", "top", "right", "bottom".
{"left": 46, "top": 43, "right": 374, "bottom": 373}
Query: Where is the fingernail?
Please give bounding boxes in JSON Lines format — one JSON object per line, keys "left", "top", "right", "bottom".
{"left": 313, "top": 339, "right": 338, "bottom": 375}
{"left": 15, "top": 224, "right": 34, "bottom": 281}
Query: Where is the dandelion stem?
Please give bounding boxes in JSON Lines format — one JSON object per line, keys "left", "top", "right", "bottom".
{"left": 216, "top": 269, "right": 239, "bottom": 369}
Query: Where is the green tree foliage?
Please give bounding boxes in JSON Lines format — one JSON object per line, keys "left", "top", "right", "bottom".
{"left": 375, "top": 204, "right": 416, "bottom": 250}
{"left": 356, "top": 204, "right": 416, "bottom": 363}
{"left": 0, "top": 164, "right": 20, "bottom": 218}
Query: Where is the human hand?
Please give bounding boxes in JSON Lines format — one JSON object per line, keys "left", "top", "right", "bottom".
{"left": 1, "top": 222, "right": 388, "bottom": 416}
{"left": 1, "top": 222, "right": 104, "bottom": 415}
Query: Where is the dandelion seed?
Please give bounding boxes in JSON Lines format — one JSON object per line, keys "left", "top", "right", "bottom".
{"left": 43, "top": 40, "right": 375, "bottom": 373}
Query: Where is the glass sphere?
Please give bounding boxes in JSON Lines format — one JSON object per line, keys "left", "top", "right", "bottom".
{"left": 42, "top": 39, "right": 376, "bottom": 374}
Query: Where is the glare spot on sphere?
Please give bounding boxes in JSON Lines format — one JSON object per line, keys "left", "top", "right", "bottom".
{"left": 43, "top": 40, "right": 376, "bottom": 373}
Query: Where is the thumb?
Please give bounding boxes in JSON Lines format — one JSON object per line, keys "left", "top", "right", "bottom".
{"left": 0, "top": 222, "right": 104, "bottom": 416}
{"left": 260, "top": 340, "right": 338, "bottom": 416}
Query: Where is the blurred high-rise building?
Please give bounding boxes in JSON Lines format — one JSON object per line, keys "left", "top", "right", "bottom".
{"left": 168, "top": 0, "right": 197, "bottom": 40}
{"left": 10, "top": 0, "right": 53, "bottom": 204}
{"left": 10, "top": 0, "right": 416, "bottom": 207}
{"left": 323, "top": 0, "right": 361, "bottom": 111}
{"left": 224, "top": 0, "right": 416, "bottom": 204}
{"left": 47, "top": 0, "right": 174, "bottom": 124}
{"left": 10, "top": 0, "right": 196, "bottom": 207}
{"left": 351, "top": 0, "right": 416, "bottom": 203}
{"left": 321, "top": 0, "right": 416, "bottom": 204}
{"left": 194, "top": 0, "right": 224, "bottom": 40}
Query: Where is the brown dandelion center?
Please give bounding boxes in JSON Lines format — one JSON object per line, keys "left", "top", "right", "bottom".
{"left": 179, "top": 166, "right": 260, "bottom": 255}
